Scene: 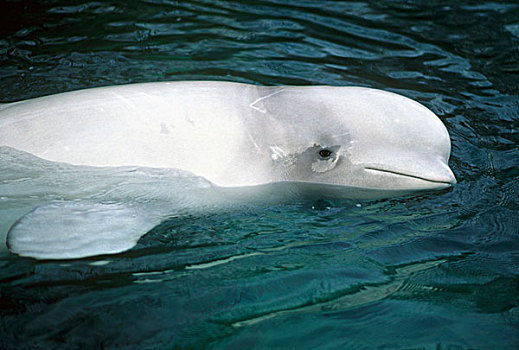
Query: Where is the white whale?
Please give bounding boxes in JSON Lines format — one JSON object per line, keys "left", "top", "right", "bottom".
{"left": 0, "top": 81, "right": 456, "bottom": 259}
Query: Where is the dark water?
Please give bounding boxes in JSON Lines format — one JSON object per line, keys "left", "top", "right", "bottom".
{"left": 1, "top": 0, "right": 518, "bottom": 348}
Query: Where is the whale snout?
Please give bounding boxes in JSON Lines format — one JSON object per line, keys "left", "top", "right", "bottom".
{"left": 360, "top": 152, "right": 456, "bottom": 191}
{"left": 424, "top": 163, "right": 456, "bottom": 185}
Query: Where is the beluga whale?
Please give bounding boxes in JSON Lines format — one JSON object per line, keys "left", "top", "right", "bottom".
{"left": 0, "top": 81, "right": 456, "bottom": 259}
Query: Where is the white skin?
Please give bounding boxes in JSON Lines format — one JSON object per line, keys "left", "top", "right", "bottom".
{"left": 0, "top": 81, "right": 455, "bottom": 191}
{"left": 1, "top": 81, "right": 457, "bottom": 259}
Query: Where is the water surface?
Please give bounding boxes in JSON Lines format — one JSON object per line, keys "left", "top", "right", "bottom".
{"left": 1, "top": 0, "right": 518, "bottom": 348}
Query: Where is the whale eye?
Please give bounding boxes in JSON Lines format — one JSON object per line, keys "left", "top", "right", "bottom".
{"left": 319, "top": 149, "right": 332, "bottom": 158}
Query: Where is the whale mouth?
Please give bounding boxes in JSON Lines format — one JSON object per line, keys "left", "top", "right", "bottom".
{"left": 365, "top": 167, "right": 456, "bottom": 186}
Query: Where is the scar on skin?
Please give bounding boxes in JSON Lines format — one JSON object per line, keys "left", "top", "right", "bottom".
{"left": 248, "top": 89, "right": 286, "bottom": 114}
{"left": 111, "top": 92, "right": 137, "bottom": 110}
{"left": 270, "top": 145, "right": 287, "bottom": 161}
{"left": 160, "top": 123, "right": 170, "bottom": 134}
{"left": 248, "top": 134, "right": 261, "bottom": 152}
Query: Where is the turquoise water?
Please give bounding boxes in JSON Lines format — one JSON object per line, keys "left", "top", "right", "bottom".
{"left": 1, "top": 0, "right": 518, "bottom": 348}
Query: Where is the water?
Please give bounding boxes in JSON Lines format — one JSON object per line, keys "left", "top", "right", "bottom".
{"left": 1, "top": 0, "right": 518, "bottom": 348}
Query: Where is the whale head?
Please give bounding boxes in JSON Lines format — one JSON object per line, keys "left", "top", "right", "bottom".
{"left": 254, "top": 86, "right": 456, "bottom": 194}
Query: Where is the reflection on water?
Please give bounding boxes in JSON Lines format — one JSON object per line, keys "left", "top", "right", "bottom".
{"left": 1, "top": 0, "right": 518, "bottom": 348}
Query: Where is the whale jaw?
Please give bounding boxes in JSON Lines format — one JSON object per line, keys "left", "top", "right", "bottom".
{"left": 364, "top": 165, "right": 456, "bottom": 190}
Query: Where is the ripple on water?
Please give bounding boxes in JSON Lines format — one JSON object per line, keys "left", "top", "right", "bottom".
{"left": 1, "top": 0, "right": 518, "bottom": 348}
